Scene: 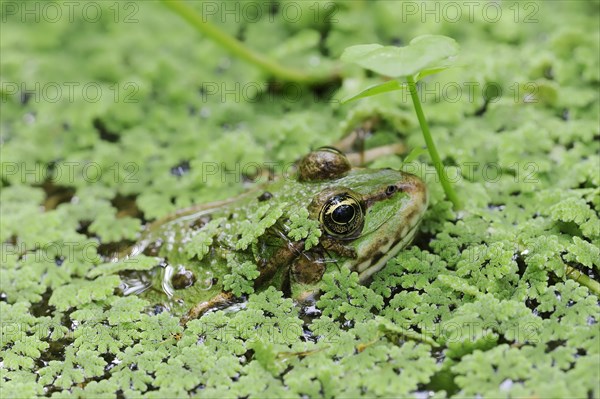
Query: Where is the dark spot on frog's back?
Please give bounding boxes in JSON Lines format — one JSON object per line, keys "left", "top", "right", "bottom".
{"left": 258, "top": 191, "right": 273, "bottom": 202}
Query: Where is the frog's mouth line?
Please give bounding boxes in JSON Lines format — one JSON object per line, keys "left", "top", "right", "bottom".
{"left": 354, "top": 220, "right": 421, "bottom": 282}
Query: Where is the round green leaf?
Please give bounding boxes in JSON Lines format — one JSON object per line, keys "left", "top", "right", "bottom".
{"left": 341, "top": 35, "right": 459, "bottom": 78}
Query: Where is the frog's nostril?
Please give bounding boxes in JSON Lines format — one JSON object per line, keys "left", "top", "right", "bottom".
{"left": 385, "top": 185, "right": 397, "bottom": 196}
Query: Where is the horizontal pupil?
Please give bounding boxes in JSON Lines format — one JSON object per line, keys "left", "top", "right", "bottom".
{"left": 332, "top": 204, "right": 354, "bottom": 224}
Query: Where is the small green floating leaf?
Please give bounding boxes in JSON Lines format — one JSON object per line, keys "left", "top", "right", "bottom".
{"left": 184, "top": 217, "right": 226, "bottom": 261}
{"left": 564, "top": 236, "right": 600, "bottom": 269}
{"left": 287, "top": 208, "right": 322, "bottom": 250}
{"left": 49, "top": 276, "right": 121, "bottom": 311}
{"left": 318, "top": 268, "right": 384, "bottom": 322}
{"left": 341, "top": 35, "right": 459, "bottom": 78}
{"left": 223, "top": 254, "right": 260, "bottom": 296}
{"left": 107, "top": 296, "right": 149, "bottom": 325}
{"left": 236, "top": 202, "right": 287, "bottom": 250}
{"left": 437, "top": 274, "right": 483, "bottom": 298}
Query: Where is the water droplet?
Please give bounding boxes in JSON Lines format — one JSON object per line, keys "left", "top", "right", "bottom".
{"left": 120, "top": 272, "right": 152, "bottom": 295}
{"left": 162, "top": 265, "right": 175, "bottom": 298}
{"left": 196, "top": 270, "right": 214, "bottom": 290}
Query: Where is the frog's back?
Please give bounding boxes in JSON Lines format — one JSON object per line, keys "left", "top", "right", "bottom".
{"left": 119, "top": 178, "right": 320, "bottom": 313}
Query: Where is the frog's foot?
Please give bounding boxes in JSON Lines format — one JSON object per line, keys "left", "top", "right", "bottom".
{"left": 332, "top": 128, "right": 406, "bottom": 167}
{"left": 334, "top": 119, "right": 378, "bottom": 153}
{"left": 180, "top": 291, "right": 234, "bottom": 325}
{"left": 344, "top": 143, "right": 406, "bottom": 166}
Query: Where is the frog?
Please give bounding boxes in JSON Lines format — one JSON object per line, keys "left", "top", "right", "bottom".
{"left": 117, "top": 146, "right": 428, "bottom": 323}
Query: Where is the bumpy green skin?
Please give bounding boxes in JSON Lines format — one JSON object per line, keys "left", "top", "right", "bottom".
{"left": 121, "top": 150, "right": 428, "bottom": 317}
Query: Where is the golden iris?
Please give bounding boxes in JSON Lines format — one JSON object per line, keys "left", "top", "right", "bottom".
{"left": 320, "top": 193, "right": 364, "bottom": 237}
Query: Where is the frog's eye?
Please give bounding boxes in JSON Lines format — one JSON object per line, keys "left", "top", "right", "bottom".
{"left": 298, "top": 147, "right": 351, "bottom": 182}
{"left": 320, "top": 192, "right": 364, "bottom": 237}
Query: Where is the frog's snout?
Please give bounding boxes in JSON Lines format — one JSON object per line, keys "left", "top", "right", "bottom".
{"left": 400, "top": 173, "right": 428, "bottom": 210}
{"left": 393, "top": 173, "right": 428, "bottom": 237}
{"left": 352, "top": 172, "right": 428, "bottom": 282}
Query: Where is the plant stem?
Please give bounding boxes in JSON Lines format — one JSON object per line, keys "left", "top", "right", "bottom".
{"left": 161, "top": 0, "right": 335, "bottom": 84}
{"left": 566, "top": 266, "right": 600, "bottom": 296}
{"left": 406, "top": 75, "right": 461, "bottom": 209}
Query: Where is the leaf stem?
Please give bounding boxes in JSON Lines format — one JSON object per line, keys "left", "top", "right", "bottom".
{"left": 566, "top": 266, "right": 600, "bottom": 296}
{"left": 161, "top": 0, "right": 335, "bottom": 84}
{"left": 406, "top": 75, "right": 461, "bottom": 209}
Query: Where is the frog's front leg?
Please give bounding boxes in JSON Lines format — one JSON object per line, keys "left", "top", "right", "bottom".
{"left": 181, "top": 239, "right": 305, "bottom": 324}
{"left": 289, "top": 252, "right": 326, "bottom": 303}
{"left": 289, "top": 239, "right": 357, "bottom": 302}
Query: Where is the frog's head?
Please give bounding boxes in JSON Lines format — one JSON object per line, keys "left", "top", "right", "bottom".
{"left": 290, "top": 148, "right": 428, "bottom": 298}
{"left": 313, "top": 168, "right": 427, "bottom": 280}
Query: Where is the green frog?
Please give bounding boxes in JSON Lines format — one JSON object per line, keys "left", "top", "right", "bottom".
{"left": 118, "top": 147, "right": 428, "bottom": 323}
